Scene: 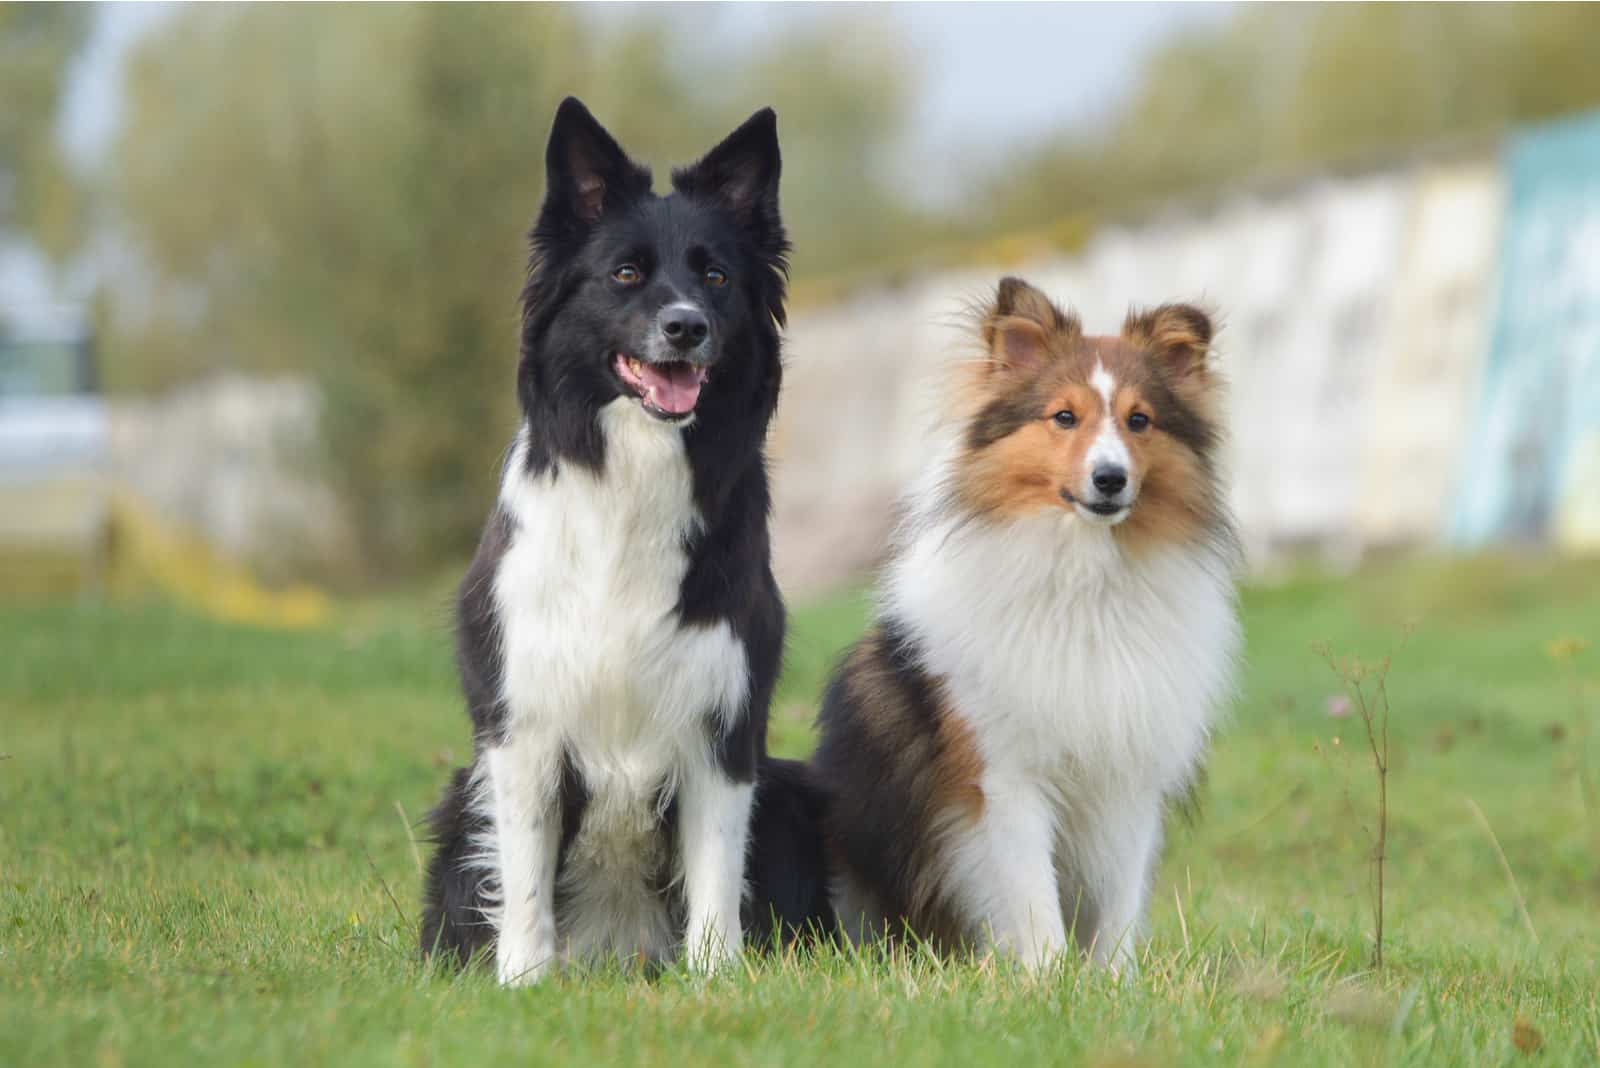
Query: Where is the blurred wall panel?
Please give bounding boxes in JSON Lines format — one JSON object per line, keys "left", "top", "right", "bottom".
{"left": 1171, "top": 196, "right": 1314, "bottom": 562}
{"left": 1454, "top": 113, "right": 1600, "bottom": 549}
{"left": 1358, "top": 161, "right": 1504, "bottom": 548}
{"left": 770, "top": 269, "right": 991, "bottom": 593}
{"left": 109, "top": 376, "right": 355, "bottom": 579}
{"left": 1269, "top": 178, "right": 1411, "bottom": 556}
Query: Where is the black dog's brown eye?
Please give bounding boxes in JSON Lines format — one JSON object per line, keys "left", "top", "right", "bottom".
{"left": 1053, "top": 410, "right": 1077, "bottom": 429}
{"left": 705, "top": 267, "right": 728, "bottom": 287}
{"left": 1127, "top": 412, "right": 1150, "bottom": 432}
{"left": 612, "top": 264, "right": 641, "bottom": 285}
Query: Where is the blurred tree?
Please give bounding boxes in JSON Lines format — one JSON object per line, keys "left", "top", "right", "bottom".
{"left": 985, "top": 3, "right": 1600, "bottom": 234}
{"left": 105, "top": 5, "right": 920, "bottom": 576}
{"left": 0, "top": 3, "right": 93, "bottom": 264}
{"left": 706, "top": 23, "right": 924, "bottom": 279}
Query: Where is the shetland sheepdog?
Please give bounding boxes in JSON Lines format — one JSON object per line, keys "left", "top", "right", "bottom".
{"left": 809, "top": 276, "right": 1241, "bottom": 971}
{"left": 419, "top": 97, "right": 819, "bottom": 984}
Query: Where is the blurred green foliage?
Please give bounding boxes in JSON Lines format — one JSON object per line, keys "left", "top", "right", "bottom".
{"left": 104, "top": 5, "right": 923, "bottom": 573}
{"left": 985, "top": 4, "right": 1600, "bottom": 232}
{"left": 0, "top": 3, "right": 92, "bottom": 266}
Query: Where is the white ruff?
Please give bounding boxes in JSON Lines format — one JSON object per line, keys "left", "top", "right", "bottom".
{"left": 878, "top": 450, "right": 1240, "bottom": 970}
{"left": 473, "top": 398, "right": 751, "bottom": 978}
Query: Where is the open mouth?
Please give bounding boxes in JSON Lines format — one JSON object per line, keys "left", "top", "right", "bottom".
{"left": 613, "top": 353, "right": 709, "bottom": 420}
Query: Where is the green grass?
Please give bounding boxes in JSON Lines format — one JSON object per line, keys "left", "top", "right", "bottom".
{"left": 3, "top": 554, "right": 1599, "bottom": 1065}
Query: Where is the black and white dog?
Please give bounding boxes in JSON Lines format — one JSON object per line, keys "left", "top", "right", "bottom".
{"left": 420, "top": 98, "right": 813, "bottom": 984}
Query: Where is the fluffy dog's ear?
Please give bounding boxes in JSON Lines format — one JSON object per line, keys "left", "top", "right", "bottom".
{"left": 991, "top": 276, "right": 1065, "bottom": 327}
{"left": 542, "top": 97, "right": 651, "bottom": 227}
{"left": 673, "top": 109, "right": 783, "bottom": 249}
{"left": 984, "top": 315, "right": 1048, "bottom": 375}
{"left": 980, "top": 277, "right": 1073, "bottom": 375}
{"left": 1124, "top": 303, "right": 1214, "bottom": 379}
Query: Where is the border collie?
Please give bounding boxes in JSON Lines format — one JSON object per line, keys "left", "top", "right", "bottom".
{"left": 420, "top": 98, "right": 802, "bottom": 984}
{"left": 810, "top": 277, "right": 1241, "bottom": 972}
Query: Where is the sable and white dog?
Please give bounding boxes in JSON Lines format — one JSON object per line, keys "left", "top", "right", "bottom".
{"left": 810, "top": 277, "right": 1242, "bottom": 972}
{"left": 419, "top": 98, "right": 800, "bottom": 984}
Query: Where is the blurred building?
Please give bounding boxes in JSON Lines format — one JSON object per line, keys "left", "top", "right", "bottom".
{"left": 0, "top": 308, "right": 109, "bottom": 591}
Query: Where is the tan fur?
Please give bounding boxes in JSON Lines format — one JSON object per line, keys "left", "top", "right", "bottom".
{"left": 931, "top": 708, "right": 986, "bottom": 819}
{"left": 949, "top": 287, "right": 1225, "bottom": 553}
{"left": 1123, "top": 303, "right": 1213, "bottom": 371}
{"left": 1112, "top": 386, "right": 1214, "bottom": 552}
{"left": 958, "top": 418, "right": 1071, "bottom": 516}
{"left": 827, "top": 627, "right": 991, "bottom": 951}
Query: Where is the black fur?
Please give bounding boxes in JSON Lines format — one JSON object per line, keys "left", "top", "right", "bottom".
{"left": 420, "top": 97, "right": 813, "bottom": 965}
{"left": 809, "top": 619, "right": 976, "bottom": 948}
{"left": 419, "top": 765, "right": 489, "bottom": 963}
{"left": 743, "top": 757, "right": 837, "bottom": 946}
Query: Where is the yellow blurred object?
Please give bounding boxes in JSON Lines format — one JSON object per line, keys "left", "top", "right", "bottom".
{"left": 104, "top": 490, "right": 329, "bottom": 628}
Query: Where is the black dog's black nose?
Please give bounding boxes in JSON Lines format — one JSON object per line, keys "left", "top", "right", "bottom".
{"left": 1092, "top": 465, "right": 1128, "bottom": 496}
{"left": 659, "top": 306, "right": 709, "bottom": 350}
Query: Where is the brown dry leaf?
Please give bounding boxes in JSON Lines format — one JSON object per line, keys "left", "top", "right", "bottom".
{"left": 1513, "top": 1015, "right": 1543, "bottom": 1054}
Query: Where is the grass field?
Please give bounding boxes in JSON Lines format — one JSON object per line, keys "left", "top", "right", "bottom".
{"left": 3, "top": 554, "right": 1598, "bottom": 1065}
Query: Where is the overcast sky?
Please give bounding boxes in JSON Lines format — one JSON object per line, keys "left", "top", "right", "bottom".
{"left": 677, "top": 3, "right": 1231, "bottom": 152}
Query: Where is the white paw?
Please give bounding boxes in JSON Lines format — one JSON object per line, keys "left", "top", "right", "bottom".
{"left": 1095, "top": 933, "right": 1140, "bottom": 982}
{"left": 991, "top": 920, "right": 1067, "bottom": 976}
{"left": 684, "top": 924, "right": 740, "bottom": 974}
{"left": 1016, "top": 939, "right": 1067, "bottom": 977}
{"left": 496, "top": 930, "right": 556, "bottom": 987}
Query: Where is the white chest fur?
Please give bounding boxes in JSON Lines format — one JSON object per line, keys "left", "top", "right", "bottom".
{"left": 883, "top": 509, "right": 1240, "bottom": 797}
{"left": 488, "top": 399, "right": 750, "bottom": 960}
{"left": 494, "top": 400, "right": 749, "bottom": 762}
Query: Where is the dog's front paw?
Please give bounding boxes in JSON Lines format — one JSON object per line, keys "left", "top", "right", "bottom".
{"left": 496, "top": 930, "right": 556, "bottom": 987}
{"left": 1102, "top": 940, "right": 1140, "bottom": 984}
{"left": 684, "top": 923, "right": 741, "bottom": 975}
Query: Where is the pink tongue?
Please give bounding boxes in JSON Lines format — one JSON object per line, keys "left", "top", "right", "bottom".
{"left": 639, "top": 362, "right": 703, "bottom": 414}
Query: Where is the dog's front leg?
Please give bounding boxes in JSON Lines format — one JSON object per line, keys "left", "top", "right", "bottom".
{"left": 947, "top": 779, "right": 1067, "bottom": 973}
{"left": 485, "top": 734, "right": 562, "bottom": 987}
{"left": 1076, "top": 790, "right": 1163, "bottom": 976}
{"left": 678, "top": 762, "right": 754, "bottom": 972}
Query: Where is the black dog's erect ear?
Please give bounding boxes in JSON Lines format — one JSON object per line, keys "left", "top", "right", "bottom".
{"left": 672, "top": 109, "right": 783, "bottom": 246}
{"left": 543, "top": 97, "right": 651, "bottom": 225}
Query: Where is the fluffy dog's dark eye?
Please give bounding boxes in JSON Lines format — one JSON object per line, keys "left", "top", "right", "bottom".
{"left": 1127, "top": 412, "right": 1150, "bottom": 432}
{"left": 705, "top": 267, "right": 728, "bottom": 287}
{"left": 1053, "top": 410, "right": 1077, "bottom": 429}
{"left": 612, "top": 264, "right": 642, "bottom": 285}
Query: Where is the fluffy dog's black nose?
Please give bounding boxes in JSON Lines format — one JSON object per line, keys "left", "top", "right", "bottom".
{"left": 1092, "top": 464, "right": 1128, "bottom": 496}
{"left": 660, "top": 306, "right": 709, "bottom": 350}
